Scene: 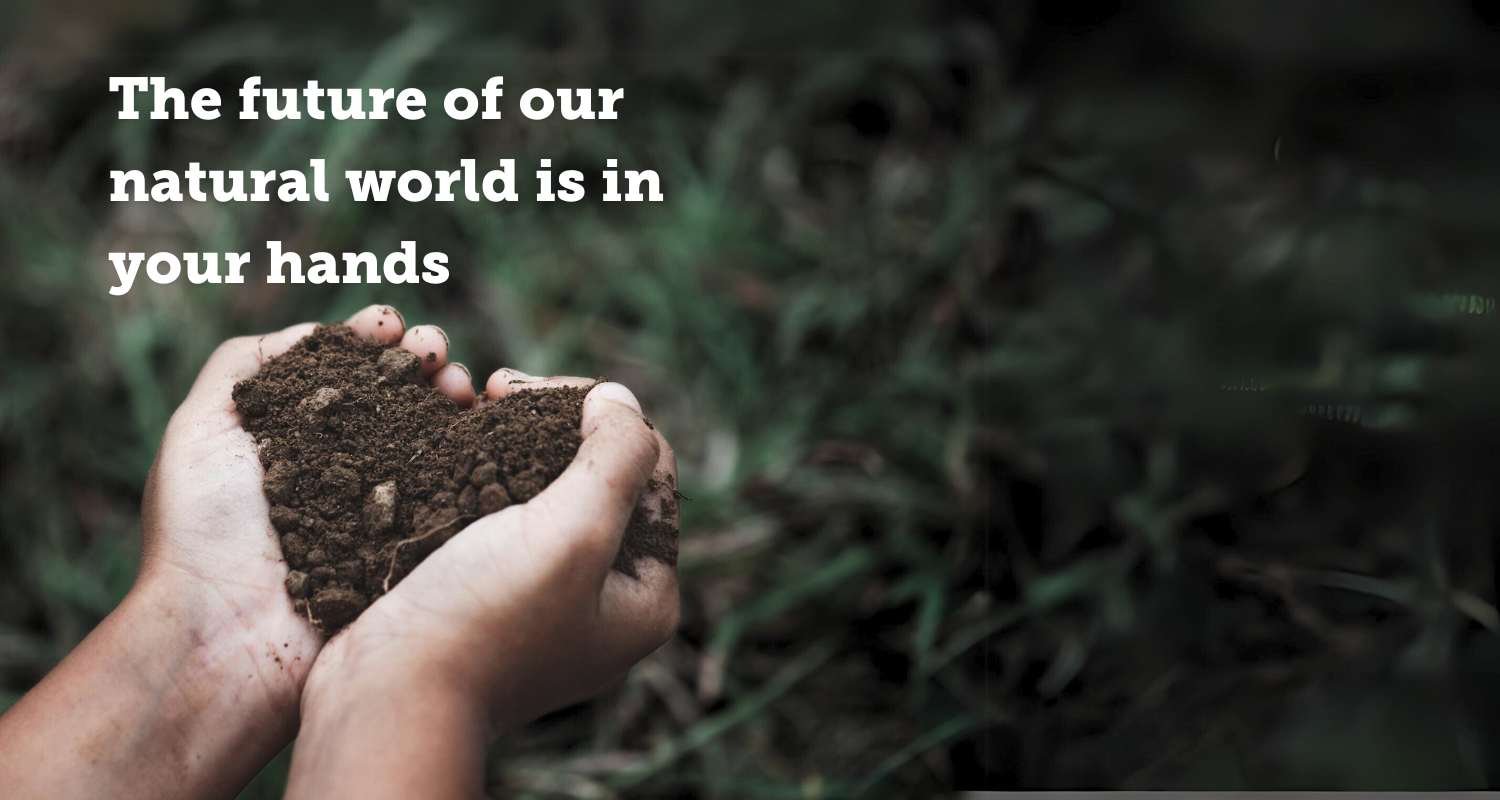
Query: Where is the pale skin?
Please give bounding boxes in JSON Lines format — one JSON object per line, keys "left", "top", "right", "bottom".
{"left": 0, "top": 305, "right": 679, "bottom": 799}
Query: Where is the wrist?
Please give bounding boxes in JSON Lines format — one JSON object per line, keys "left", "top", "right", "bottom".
{"left": 302, "top": 622, "right": 492, "bottom": 728}
{"left": 0, "top": 571, "right": 317, "bottom": 800}
{"left": 290, "top": 630, "right": 490, "bottom": 799}
{"left": 127, "top": 564, "right": 318, "bottom": 726}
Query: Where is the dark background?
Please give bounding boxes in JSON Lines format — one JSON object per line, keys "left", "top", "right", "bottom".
{"left": 4, "top": 0, "right": 1500, "bottom": 794}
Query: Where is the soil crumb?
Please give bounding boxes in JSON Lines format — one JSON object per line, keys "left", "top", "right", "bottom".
{"left": 232, "top": 324, "right": 678, "bottom": 634}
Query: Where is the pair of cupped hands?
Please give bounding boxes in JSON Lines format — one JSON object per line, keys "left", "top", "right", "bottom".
{"left": 0, "top": 305, "right": 678, "bottom": 799}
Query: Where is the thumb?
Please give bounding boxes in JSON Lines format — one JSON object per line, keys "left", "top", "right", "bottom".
{"left": 183, "top": 322, "right": 317, "bottom": 417}
{"left": 523, "top": 382, "right": 660, "bottom": 583}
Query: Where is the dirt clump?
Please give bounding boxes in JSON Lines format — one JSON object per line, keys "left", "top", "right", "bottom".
{"left": 232, "top": 324, "right": 677, "bottom": 635}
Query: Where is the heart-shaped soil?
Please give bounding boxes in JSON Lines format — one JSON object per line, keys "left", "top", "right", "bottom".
{"left": 231, "top": 324, "right": 677, "bottom": 635}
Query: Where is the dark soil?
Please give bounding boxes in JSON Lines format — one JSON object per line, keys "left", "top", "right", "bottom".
{"left": 231, "top": 324, "right": 678, "bottom": 634}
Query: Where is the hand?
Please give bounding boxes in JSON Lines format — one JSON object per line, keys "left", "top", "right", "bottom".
{"left": 288, "top": 375, "right": 680, "bottom": 799}
{"left": 0, "top": 305, "right": 476, "bottom": 799}
{"left": 305, "top": 374, "right": 680, "bottom": 725}
{"left": 137, "top": 304, "right": 473, "bottom": 721}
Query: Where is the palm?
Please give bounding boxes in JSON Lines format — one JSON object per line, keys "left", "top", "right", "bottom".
{"left": 146, "top": 402, "right": 311, "bottom": 618}
{"left": 343, "top": 506, "right": 553, "bottom": 651}
{"left": 137, "top": 310, "right": 456, "bottom": 698}
{"left": 142, "top": 396, "right": 321, "bottom": 691}
{"left": 324, "top": 380, "right": 681, "bottom": 729}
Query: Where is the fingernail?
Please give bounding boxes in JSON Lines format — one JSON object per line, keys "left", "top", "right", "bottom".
{"left": 382, "top": 305, "right": 405, "bottom": 329}
{"left": 590, "top": 382, "right": 642, "bottom": 414}
{"left": 500, "top": 367, "right": 535, "bottom": 382}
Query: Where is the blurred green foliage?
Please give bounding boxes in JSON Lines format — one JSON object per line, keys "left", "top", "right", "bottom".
{"left": 4, "top": 0, "right": 1500, "bottom": 794}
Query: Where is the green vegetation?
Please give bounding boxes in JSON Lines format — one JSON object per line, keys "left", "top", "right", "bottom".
{"left": 4, "top": 0, "right": 1500, "bottom": 794}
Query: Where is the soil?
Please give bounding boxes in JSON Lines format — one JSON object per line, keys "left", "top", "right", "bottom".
{"left": 231, "top": 323, "right": 678, "bottom": 634}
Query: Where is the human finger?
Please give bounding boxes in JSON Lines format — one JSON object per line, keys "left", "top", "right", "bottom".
{"left": 400, "top": 324, "right": 449, "bottom": 377}
{"left": 431, "top": 362, "right": 476, "bottom": 407}
{"left": 483, "top": 369, "right": 595, "bottom": 401}
{"left": 597, "top": 556, "right": 680, "bottom": 664}
{"left": 345, "top": 303, "right": 405, "bottom": 345}
{"left": 511, "top": 383, "right": 658, "bottom": 583}
{"left": 188, "top": 322, "right": 317, "bottom": 415}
